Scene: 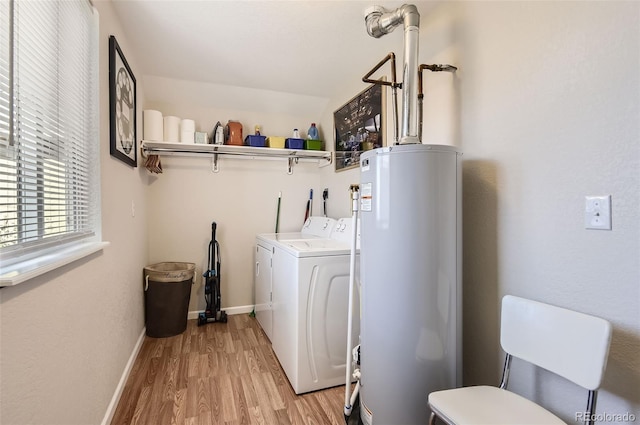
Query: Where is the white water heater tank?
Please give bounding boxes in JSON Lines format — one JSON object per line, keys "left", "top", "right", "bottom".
{"left": 358, "top": 144, "right": 462, "bottom": 425}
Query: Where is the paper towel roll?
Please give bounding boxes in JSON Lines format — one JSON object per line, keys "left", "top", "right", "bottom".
{"left": 143, "top": 110, "right": 163, "bottom": 141}
{"left": 180, "top": 131, "right": 195, "bottom": 144}
{"left": 181, "top": 119, "right": 196, "bottom": 133}
{"left": 164, "top": 116, "right": 180, "bottom": 143}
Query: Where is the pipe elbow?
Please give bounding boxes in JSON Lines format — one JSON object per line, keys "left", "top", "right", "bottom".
{"left": 364, "top": 5, "right": 402, "bottom": 38}
{"left": 364, "top": 6, "right": 387, "bottom": 38}
{"left": 365, "top": 16, "right": 385, "bottom": 38}
{"left": 399, "top": 4, "right": 420, "bottom": 28}
{"left": 364, "top": 4, "right": 420, "bottom": 38}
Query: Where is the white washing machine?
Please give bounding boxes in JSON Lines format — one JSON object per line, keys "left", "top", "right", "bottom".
{"left": 256, "top": 217, "right": 337, "bottom": 247}
{"left": 255, "top": 217, "right": 336, "bottom": 341}
{"left": 268, "top": 218, "right": 360, "bottom": 394}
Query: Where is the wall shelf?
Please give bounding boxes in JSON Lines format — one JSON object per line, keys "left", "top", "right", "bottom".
{"left": 141, "top": 141, "right": 333, "bottom": 174}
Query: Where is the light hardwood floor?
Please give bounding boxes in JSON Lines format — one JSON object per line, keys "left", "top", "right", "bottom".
{"left": 110, "top": 314, "right": 348, "bottom": 425}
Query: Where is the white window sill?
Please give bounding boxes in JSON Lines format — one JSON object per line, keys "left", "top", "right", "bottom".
{"left": 0, "top": 241, "right": 110, "bottom": 287}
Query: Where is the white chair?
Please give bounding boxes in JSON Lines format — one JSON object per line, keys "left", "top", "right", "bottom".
{"left": 428, "top": 295, "right": 612, "bottom": 425}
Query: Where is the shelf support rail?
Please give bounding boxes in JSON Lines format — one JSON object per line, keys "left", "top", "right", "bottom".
{"left": 141, "top": 143, "right": 331, "bottom": 174}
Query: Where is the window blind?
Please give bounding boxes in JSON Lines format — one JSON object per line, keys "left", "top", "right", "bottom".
{"left": 0, "top": 0, "right": 99, "bottom": 261}
{"left": 0, "top": 0, "right": 10, "bottom": 150}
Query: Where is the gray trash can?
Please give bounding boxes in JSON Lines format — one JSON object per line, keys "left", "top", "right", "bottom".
{"left": 143, "top": 262, "right": 195, "bottom": 338}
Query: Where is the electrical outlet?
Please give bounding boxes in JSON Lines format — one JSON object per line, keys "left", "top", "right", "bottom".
{"left": 585, "top": 195, "right": 611, "bottom": 230}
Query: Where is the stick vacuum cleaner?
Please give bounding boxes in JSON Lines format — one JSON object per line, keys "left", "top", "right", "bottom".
{"left": 198, "top": 222, "right": 227, "bottom": 325}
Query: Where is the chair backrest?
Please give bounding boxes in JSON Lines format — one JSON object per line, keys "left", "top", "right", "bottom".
{"left": 500, "top": 295, "right": 612, "bottom": 391}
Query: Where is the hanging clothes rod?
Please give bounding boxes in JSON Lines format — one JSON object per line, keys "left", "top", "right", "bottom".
{"left": 140, "top": 141, "right": 332, "bottom": 174}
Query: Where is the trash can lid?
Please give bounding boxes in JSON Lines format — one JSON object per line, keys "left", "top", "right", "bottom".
{"left": 144, "top": 262, "right": 196, "bottom": 282}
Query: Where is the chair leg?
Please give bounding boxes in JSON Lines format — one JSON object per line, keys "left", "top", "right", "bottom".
{"left": 585, "top": 390, "right": 598, "bottom": 425}
{"left": 429, "top": 411, "right": 437, "bottom": 425}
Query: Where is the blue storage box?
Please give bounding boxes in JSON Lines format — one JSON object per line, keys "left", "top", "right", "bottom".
{"left": 285, "top": 138, "right": 305, "bottom": 149}
{"left": 244, "top": 135, "right": 267, "bottom": 147}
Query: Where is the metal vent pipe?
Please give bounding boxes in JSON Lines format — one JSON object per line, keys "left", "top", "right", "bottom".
{"left": 364, "top": 4, "right": 420, "bottom": 144}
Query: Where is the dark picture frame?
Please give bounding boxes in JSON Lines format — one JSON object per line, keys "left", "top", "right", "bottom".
{"left": 109, "top": 35, "right": 137, "bottom": 167}
{"left": 334, "top": 82, "right": 385, "bottom": 172}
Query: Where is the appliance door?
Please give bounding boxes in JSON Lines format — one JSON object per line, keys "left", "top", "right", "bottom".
{"left": 305, "top": 256, "right": 360, "bottom": 392}
{"left": 271, "top": 248, "right": 299, "bottom": 389}
{"left": 255, "top": 243, "right": 273, "bottom": 341}
{"left": 359, "top": 145, "right": 461, "bottom": 425}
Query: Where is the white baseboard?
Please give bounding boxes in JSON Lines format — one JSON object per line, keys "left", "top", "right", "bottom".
{"left": 188, "top": 304, "right": 255, "bottom": 320}
{"left": 101, "top": 326, "right": 146, "bottom": 425}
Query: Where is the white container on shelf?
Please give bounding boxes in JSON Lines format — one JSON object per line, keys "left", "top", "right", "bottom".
{"left": 143, "top": 110, "right": 163, "bottom": 141}
{"left": 163, "top": 116, "right": 180, "bottom": 143}
{"left": 180, "top": 131, "right": 195, "bottom": 144}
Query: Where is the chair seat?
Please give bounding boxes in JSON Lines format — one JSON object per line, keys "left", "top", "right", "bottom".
{"left": 429, "top": 385, "right": 567, "bottom": 425}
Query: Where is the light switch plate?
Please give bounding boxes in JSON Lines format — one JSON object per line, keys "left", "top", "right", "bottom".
{"left": 585, "top": 195, "right": 611, "bottom": 230}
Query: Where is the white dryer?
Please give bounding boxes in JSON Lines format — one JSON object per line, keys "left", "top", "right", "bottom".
{"left": 269, "top": 218, "right": 360, "bottom": 394}
{"left": 254, "top": 217, "right": 336, "bottom": 341}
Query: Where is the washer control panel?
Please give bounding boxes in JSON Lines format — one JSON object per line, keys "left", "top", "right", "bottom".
{"left": 301, "top": 217, "right": 337, "bottom": 238}
{"left": 330, "top": 217, "right": 361, "bottom": 247}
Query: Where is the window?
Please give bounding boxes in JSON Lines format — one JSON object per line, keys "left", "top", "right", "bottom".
{"left": 0, "top": 0, "right": 104, "bottom": 286}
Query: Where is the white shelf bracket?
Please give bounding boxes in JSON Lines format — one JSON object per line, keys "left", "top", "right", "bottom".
{"left": 287, "top": 157, "right": 295, "bottom": 175}
{"left": 212, "top": 153, "right": 219, "bottom": 173}
{"left": 319, "top": 152, "right": 334, "bottom": 168}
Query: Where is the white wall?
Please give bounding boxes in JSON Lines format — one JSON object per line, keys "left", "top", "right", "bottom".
{"left": 0, "top": 2, "right": 149, "bottom": 424}
{"left": 437, "top": 1, "right": 639, "bottom": 422}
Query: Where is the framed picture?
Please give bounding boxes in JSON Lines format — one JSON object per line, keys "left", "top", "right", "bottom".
{"left": 334, "top": 82, "right": 385, "bottom": 172}
{"left": 109, "top": 35, "right": 137, "bottom": 167}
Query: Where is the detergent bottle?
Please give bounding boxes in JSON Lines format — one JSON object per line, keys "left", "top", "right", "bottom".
{"left": 307, "top": 123, "right": 319, "bottom": 140}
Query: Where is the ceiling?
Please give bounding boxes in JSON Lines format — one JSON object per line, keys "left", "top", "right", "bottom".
{"left": 110, "top": 0, "right": 441, "bottom": 101}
